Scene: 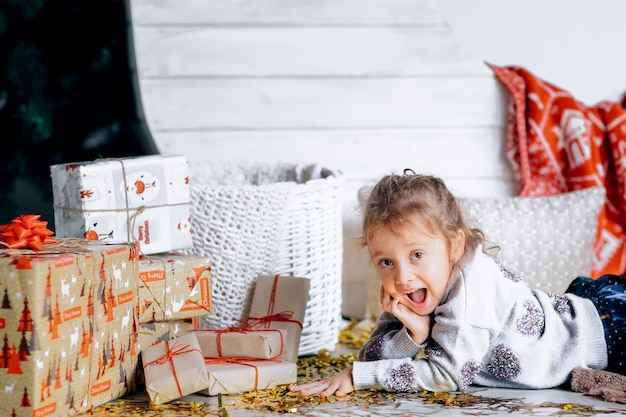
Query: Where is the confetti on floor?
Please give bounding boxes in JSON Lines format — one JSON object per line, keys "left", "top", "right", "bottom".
{"left": 76, "top": 321, "right": 626, "bottom": 417}
{"left": 78, "top": 352, "right": 623, "bottom": 417}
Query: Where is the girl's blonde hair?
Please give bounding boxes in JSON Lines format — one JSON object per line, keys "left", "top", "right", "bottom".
{"left": 360, "top": 170, "right": 494, "bottom": 263}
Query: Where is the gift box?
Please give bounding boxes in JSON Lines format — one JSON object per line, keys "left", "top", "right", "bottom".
{"left": 135, "top": 320, "right": 195, "bottom": 386}
{"left": 137, "top": 253, "right": 212, "bottom": 323}
{"left": 136, "top": 320, "right": 195, "bottom": 352}
{"left": 245, "top": 275, "right": 310, "bottom": 363}
{"left": 50, "top": 155, "right": 192, "bottom": 255}
{"left": 187, "top": 328, "right": 286, "bottom": 359}
{"left": 141, "top": 332, "right": 209, "bottom": 404}
{"left": 191, "top": 275, "right": 308, "bottom": 396}
{"left": 202, "top": 359, "right": 297, "bottom": 396}
{"left": 0, "top": 239, "right": 140, "bottom": 417}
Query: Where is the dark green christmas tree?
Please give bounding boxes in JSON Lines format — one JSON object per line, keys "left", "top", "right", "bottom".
{"left": 0, "top": 0, "right": 155, "bottom": 225}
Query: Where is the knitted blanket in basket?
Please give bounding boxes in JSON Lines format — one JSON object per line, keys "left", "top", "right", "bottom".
{"left": 490, "top": 64, "right": 626, "bottom": 277}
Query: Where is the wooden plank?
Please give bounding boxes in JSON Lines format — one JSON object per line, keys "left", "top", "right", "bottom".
{"left": 132, "top": 26, "right": 489, "bottom": 77}
{"left": 129, "top": 0, "right": 445, "bottom": 26}
{"left": 126, "top": 0, "right": 517, "bottom": 321}
{"left": 138, "top": 77, "right": 506, "bottom": 130}
{"left": 157, "top": 127, "right": 512, "bottom": 180}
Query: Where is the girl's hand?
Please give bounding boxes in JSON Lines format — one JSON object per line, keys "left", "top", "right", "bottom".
{"left": 380, "top": 287, "right": 432, "bottom": 344}
{"left": 288, "top": 367, "right": 354, "bottom": 397}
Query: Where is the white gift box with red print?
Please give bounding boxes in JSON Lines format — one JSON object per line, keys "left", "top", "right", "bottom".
{"left": 50, "top": 155, "right": 192, "bottom": 255}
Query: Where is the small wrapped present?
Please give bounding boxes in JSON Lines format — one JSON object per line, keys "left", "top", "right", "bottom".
{"left": 141, "top": 332, "right": 210, "bottom": 404}
{"left": 188, "top": 328, "right": 286, "bottom": 359}
{"left": 0, "top": 223, "right": 140, "bottom": 417}
{"left": 245, "top": 275, "right": 310, "bottom": 363}
{"left": 135, "top": 320, "right": 195, "bottom": 384}
{"left": 50, "top": 155, "right": 192, "bottom": 255}
{"left": 138, "top": 253, "right": 212, "bottom": 323}
{"left": 202, "top": 359, "right": 297, "bottom": 396}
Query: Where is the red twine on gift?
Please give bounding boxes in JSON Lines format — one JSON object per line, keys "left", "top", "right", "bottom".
{"left": 247, "top": 275, "right": 303, "bottom": 330}
{"left": 143, "top": 339, "right": 201, "bottom": 397}
{"left": 0, "top": 214, "right": 57, "bottom": 251}
{"left": 212, "top": 326, "right": 284, "bottom": 358}
{"left": 203, "top": 356, "right": 282, "bottom": 391}
{"left": 215, "top": 325, "right": 248, "bottom": 357}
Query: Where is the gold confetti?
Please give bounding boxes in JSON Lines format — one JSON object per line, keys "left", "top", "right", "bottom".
{"left": 317, "top": 348, "right": 332, "bottom": 362}
{"left": 75, "top": 323, "right": 622, "bottom": 416}
{"left": 339, "top": 318, "right": 375, "bottom": 348}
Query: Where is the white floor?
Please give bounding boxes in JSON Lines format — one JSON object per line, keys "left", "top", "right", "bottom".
{"left": 81, "top": 332, "right": 626, "bottom": 416}
{"left": 103, "top": 385, "right": 626, "bottom": 416}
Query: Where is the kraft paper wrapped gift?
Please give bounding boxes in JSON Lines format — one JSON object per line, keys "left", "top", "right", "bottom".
{"left": 136, "top": 320, "right": 195, "bottom": 352}
{"left": 141, "top": 332, "right": 209, "bottom": 404}
{"left": 50, "top": 155, "right": 192, "bottom": 255}
{"left": 135, "top": 320, "right": 195, "bottom": 384}
{"left": 138, "top": 253, "right": 212, "bottom": 323}
{"left": 202, "top": 359, "right": 297, "bottom": 396}
{"left": 245, "top": 275, "right": 310, "bottom": 363}
{"left": 0, "top": 240, "right": 140, "bottom": 417}
{"left": 187, "top": 328, "right": 286, "bottom": 359}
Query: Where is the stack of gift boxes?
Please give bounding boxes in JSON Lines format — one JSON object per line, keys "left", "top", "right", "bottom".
{"left": 142, "top": 274, "right": 309, "bottom": 403}
{"left": 0, "top": 156, "right": 310, "bottom": 416}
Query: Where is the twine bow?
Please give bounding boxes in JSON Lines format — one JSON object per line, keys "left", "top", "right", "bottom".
{"left": 215, "top": 325, "right": 249, "bottom": 357}
{"left": 213, "top": 325, "right": 284, "bottom": 358}
{"left": 144, "top": 339, "right": 201, "bottom": 397}
{"left": 247, "top": 275, "right": 303, "bottom": 330}
{"left": 0, "top": 214, "right": 56, "bottom": 251}
{"left": 247, "top": 311, "right": 302, "bottom": 329}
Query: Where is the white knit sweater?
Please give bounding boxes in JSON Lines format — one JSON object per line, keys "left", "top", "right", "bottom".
{"left": 353, "top": 245, "right": 608, "bottom": 392}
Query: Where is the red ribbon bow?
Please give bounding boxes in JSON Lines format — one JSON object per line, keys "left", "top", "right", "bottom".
{"left": 0, "top": 214, "right": 57, "bottom": 251}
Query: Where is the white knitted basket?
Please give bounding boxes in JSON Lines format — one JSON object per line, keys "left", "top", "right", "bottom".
{"left": 188, "top": 162, "right": 344, "bottom": 356}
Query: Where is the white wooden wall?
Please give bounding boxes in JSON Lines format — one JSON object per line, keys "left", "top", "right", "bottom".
{"left": 127, "top": 0, "right": 515, "bottom": 319}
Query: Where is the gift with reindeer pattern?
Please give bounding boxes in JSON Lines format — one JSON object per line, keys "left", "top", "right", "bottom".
{"left": 0, "top": 241, "right": 139, "bottom": 417}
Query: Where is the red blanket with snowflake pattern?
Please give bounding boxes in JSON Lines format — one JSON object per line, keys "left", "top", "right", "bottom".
{"left": 490, "top": 64, "right": 626, "bottom": 278}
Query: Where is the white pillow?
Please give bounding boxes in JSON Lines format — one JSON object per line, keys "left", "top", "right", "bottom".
{"left": 359, "top": 185, "right": 605, "bottom": 320}
{"left": 460, "top": 186, "right": 604, "bottom": 293}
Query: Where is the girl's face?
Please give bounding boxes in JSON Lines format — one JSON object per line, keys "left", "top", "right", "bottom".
{"left": 368, "top": 217, "right": 464, "bottom": 316}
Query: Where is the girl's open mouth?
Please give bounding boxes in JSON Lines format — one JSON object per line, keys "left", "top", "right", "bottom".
{"left": 407, "top": 288, "right": 427, "bottom": 305}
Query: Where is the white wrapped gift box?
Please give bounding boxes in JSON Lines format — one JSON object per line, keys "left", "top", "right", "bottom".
{"left": 50, "top": 155, "right": 192, "bottom": 255}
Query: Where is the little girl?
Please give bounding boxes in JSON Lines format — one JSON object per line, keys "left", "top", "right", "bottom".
{"left": 290, "top": 170, "right": 625, "bottom": 397}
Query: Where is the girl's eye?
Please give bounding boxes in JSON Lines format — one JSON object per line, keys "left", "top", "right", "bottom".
{"left": 379, "top": 259, "right": 393, "bottom": 268}
{"left": 411, "top": 251, "right": 424, "bottom": 260}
